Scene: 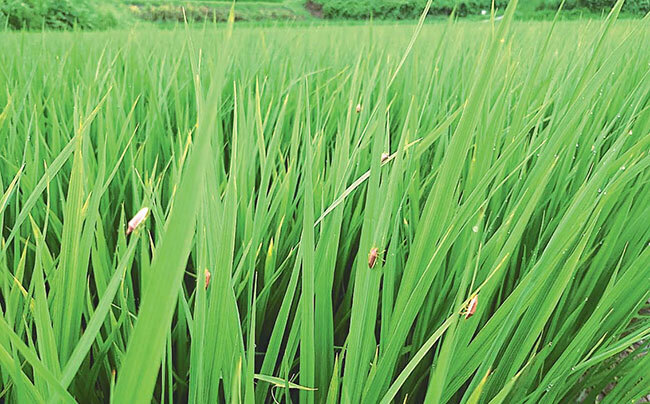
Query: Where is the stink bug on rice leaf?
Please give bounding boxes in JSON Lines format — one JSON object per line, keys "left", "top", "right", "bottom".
{"left": 463, "top": 295, "right": 478, "bottom": 319}
{"left": 368, "top": 247, "right": 385, "bottom": 269}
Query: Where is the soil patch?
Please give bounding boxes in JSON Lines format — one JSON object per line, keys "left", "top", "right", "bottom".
{"left": 305, "top": 1, "right": 324, "bottom": 18}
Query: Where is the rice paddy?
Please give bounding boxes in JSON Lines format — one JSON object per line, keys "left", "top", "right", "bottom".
{"left": 0, "top": 1, "right": 649, "bottom": 403}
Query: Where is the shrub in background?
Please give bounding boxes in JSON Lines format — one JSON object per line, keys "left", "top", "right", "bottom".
{"left": 321, "top": 0, "right": 508, "bottom": 19}
{"left": 318, "top": 0, "right": 648, "bottom": 18}
{"left": 540, "top": 0, "right": 650, "bottom": 13}
{"left": 0, "top": 0, "right": 117, "bottom": 30}
{"left": 585, "top": 0, "right": 650, "bottom": 13}
{"left": 127, "top": 4, "right": 298, "bottom": 23}
{"left": 532, "top": 0, "right": 580, "bottom": 10}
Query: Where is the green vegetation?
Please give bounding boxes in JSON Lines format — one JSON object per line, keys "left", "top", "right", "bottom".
{"left": 317, "top": 0, "right": 649, "bottom": 19}
{"left": 0, "top": 0, "right": 119, "bottom": 29}
{"left": 318, "top": 0, "right": 506, "bottom": 19}
{"left": 0, "top": 0, "right": 305, "bottom": 29}
{"left": 0, "top": 0, "right": 649, "bottom": 403}
{"left": 581, "top": 0, "right": 650, "bottom": 13}
{"left": 2, "top": 0, "right": 649, "bottom": 29}
{"left": 126, "top": 1, "right": 307, "bottom": 23}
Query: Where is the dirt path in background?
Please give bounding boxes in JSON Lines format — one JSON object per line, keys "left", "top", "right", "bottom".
{"left": 305, "top": 0, "right": 324, "bottom": 18}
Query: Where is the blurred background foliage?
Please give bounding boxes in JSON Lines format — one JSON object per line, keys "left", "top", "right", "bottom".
{"left": 319, "top": 0, "right": 649, "bottom": 19}
{"left": 0, "top": 0, "right": 121, "bottom": 29}
{"left": 1, "top": 0, "right": 648, "bottom": 31}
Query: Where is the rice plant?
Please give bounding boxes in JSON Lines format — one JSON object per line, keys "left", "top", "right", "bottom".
{"left": 0, "top": 0, "right": 648, "bottom": 402}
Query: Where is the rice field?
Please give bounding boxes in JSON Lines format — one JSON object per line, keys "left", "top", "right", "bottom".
{"left": 0, "top": 1, "right": 649, "bottom": 403}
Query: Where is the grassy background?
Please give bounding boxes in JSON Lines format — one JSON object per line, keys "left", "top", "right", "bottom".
{"left": 125, "top": 1, "right": 310, "bottom": 23}
{"left": 316, "top": 0, "right": 650, "bottom": 19}
{"left": 0, "top": 0, "right": 649, "bottom": 403}
{"left": 0, "top": 0, "right": 123, "bottom": 29}
{"left": 1, "top": 0, "right": 649, "bottom": 29}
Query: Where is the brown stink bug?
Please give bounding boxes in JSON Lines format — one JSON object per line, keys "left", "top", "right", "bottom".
{"left": 463, "top": 295, "right": 478, "bottom": 319}
{"left": 368, "top": 247, "right": 385, "bottom": 269}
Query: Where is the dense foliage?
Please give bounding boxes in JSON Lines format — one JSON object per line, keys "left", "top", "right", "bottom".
{"left": 0, "top": 0, "right": 118, "bottom": 29}
{"left": 0, "top": 0, "right": 649, "bottom": 403}
{"left": 317, "top": 0, "right": 649, "bottom": 19}
{"left": 536, "top": 0, "right": 650, "bottom": 13}
{"left": 127, "top": 3, "right": 298, "bottom": 23}
{"left": 581, "top": 0, "right": 650, "bottom": 12}
{"left": 320, "top": 0, "right": 508, "bottom": 19}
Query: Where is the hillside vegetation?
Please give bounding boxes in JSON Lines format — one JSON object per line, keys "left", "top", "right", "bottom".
{"left": 0, "top": 0, "right": 118, "bottom": 29}
{"left": 2, "top": 0, "right": 649, "bottom": 29}
{"left": 316, "top": 0, "right": 649, "bottom": 18}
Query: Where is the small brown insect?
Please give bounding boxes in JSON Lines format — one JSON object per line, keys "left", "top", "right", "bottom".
{"left": 356, "top": 103, "right": 362, "bottom": 113}
{"left": 368, "top": 247, "right": 383, "bottom": 268}
{"left": 204, "top": 269, "right": 211, "bottom": 289}
{"left": 463, "top": 295, "right": 478, "bottom": 319}
{"left": 380, "top": 152, "right": 390, "bottom": 163}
